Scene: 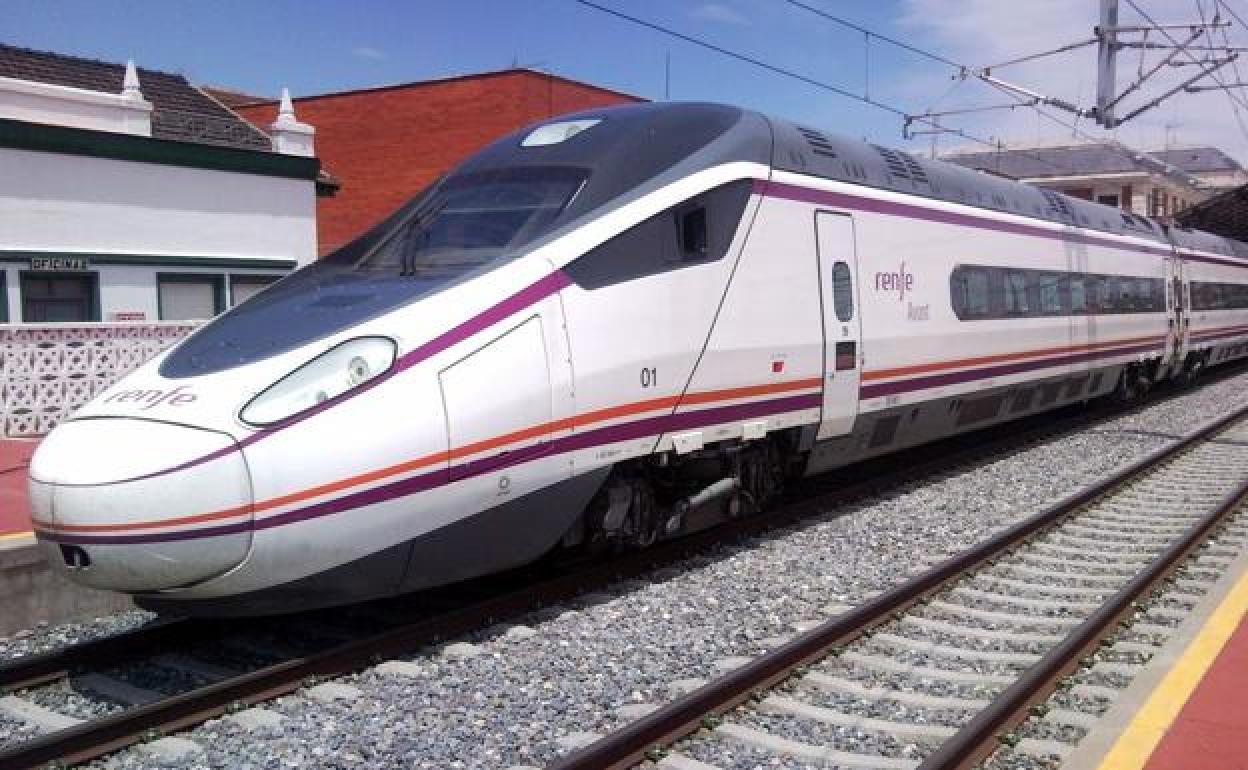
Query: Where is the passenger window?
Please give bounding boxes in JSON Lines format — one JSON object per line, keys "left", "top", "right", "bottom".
{"left": 1070, "top": 275, "right": 1087, "bottom": 314}
{"left": 1004, "top": 271, "right": 1029, "bottom": 315}
{"left": 831, "top": 261, "right": 854, "bottom": 321}
{"left": 1143, "top": 278, "right": 1158, "bottom": 310}
{"left": 967, "top": 269, "right": 990, "bottom": 317}
{"left": 1039, "top": 272, "right": 1063, "bottom": 315}
{"left": 1119, "top": 279, "right": 1137, "bottom": 312}
{"left": 1101, "top": 277, "right": 1118, "bottom": 312}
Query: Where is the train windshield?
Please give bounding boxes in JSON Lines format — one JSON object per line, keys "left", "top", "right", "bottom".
{"left": 160, "top": 166, "right": 589, "bottom": 379}
{"left": 330, "top": 166, "right": 589, "bottom": 276}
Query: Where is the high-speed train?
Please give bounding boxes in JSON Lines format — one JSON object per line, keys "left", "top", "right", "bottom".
{"left": 29, "top": 102, "right": 1248, "bottom": 615}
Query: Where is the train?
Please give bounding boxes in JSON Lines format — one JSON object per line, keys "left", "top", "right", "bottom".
{"left": 28, "top": 102, "right": 1248, "bottom": 615}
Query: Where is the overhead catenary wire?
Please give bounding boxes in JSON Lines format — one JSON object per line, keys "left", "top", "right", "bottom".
{"left": 780, "top": 0, "right": 963, "bottom": 69}
{"left": 571, "top": 0, "right": 1153, "bottom": 177}
{"left": 1126, "top": 0, "right": 1248, "bottom": 115}
{"left": 980, "top": 38, "right": 1100, "bottom": 72}
{"left": 571, "top": 0, "right": 1022, "bottom": 154}
{"left": 1209, "top": 0, "right": 1248, "bottom": 144}
{"left": 778, "top": 0, "right": 1165, "bottom": 160}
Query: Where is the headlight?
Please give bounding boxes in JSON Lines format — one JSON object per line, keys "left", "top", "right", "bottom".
{"left": 241, "top": 337, "right": 397, "bottom": 426}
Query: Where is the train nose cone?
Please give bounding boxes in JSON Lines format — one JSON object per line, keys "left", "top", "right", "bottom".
{"left": 30, "top": 419, "right": 253, "bottom": 592}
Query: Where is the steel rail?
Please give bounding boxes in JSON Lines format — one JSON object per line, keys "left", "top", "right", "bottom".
{"left": 919, "top": 454, "right": 1248, "bottom": 768}
{"left": 0, "top": 616, "right": 209, "bottom": 692}
{"left": 0, "top": 424, "right": 1039, "bottom": 768}
{"left": 548, "top": 403, "right": 1248, "bottom": 770}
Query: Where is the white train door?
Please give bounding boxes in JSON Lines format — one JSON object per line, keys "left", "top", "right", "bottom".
{"left": 815, "top": 211, "right": 863, "bottom": 440}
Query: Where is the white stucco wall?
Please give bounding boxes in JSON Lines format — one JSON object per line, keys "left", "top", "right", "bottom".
{"left": 1, "top": 264, "right": 16, "bottom": 321}
{"left": 0, "top": 146, "right": 317, "bottom": 262}
{"left": 0, "top": 75, "right": 152, "bottom": 136}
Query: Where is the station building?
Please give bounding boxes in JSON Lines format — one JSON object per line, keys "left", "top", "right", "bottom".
{"left": 944, "top": 141, "right": 1242, "bottom": 221}
{"left": 0, "top": 44, "right": 326, "bottom": 436}
{"left": 0, "top": 44, "right": 324, "bottom": 324}
{"left": 215, "top": 69, "right": 640, "bottom": 255}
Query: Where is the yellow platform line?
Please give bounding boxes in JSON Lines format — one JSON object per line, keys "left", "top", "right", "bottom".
{"left": 1096, "top": 565, "right": 1248, "bottom": 770}
{"left": 0, "top": 530, "right": 34, "bottom": 542}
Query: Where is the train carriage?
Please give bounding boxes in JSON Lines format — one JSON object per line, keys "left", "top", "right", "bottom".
{"left": 27, "top": 102, "right": 1248, "bottom": 615}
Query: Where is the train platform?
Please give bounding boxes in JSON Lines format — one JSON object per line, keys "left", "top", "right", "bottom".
{"left": 0, "top": 436, "right": 132, "bottom": 636}
{"left": 1067, "top": 542, "right": 1248, "bottom": 770}
{"left": 0, "top": 437, "right": 36, "bottom": 541}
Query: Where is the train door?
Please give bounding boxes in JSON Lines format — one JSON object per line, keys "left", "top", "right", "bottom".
{"left": 439, "top": 313, "right": 556, "bottom": 485}
{"left": 815, "top": 211, "right": 863, "bottom": 440}
{"left": 1166, "top": 257, "right": 1189, "bottom": 371}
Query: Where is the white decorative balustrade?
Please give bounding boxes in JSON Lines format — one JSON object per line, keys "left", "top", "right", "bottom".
{"left": 0, "top": 322, "right": 201, "bottom": 437}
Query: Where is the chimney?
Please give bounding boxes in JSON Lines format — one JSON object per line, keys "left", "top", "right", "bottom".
{"left": 269, "top": 87, "right": 315, "bottom": 157}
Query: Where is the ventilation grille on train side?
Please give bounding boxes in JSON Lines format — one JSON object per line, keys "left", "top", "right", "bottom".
{"left": 797, "top": 126, "right": 838, "bottom": 158}
{"left": 1041, "top": 190, "right": 1076, "bottom": 221}
{"left": 872, "top": 145, "right": 930, "bottom": 187}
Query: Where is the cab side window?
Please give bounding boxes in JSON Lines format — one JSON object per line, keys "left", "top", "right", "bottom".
{"left": 564, "top": 180, "right": 753, "bottom": 290}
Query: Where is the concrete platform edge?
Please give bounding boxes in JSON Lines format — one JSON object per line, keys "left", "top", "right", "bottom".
{"left": 1061, "top": 534, "right": 1248, "bottom": 770}
{"left": 0, "top": 539, "right": 134, "bottom": 637}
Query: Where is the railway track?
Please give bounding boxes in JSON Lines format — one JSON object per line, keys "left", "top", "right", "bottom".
{"left": 0, "top": 373, "right": 1242, "bottom": 769}
{"left": 549, "top": 405, "right": 1248, "bottom": 770}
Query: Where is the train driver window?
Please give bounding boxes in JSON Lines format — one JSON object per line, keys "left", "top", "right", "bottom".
{"left": 563, "top": 179, "right": 752, "bottom": 290}
{"left": 1004, "top": 270, "right": 1030, "bottom": 316}
{"left": 678, "top": 206, "right": 709, "bottom": 260}
{"left": 831, "top": 261, "right": 854, "bottom": 321}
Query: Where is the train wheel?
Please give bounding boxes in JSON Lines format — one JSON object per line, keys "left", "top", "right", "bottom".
{"left": 739, "top": 440, "right": 784, "bottom": 513}
{"left": 1113, "top": 368, "right": 1140, "bottom": 403}
{"left": 1183, "top": 354, "right": 1206, "bottom": 386}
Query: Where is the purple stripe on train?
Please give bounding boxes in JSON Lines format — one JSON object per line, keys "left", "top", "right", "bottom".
{"left": 39, "top": 392, "right": 822, "bottom": 546}
{"left": 757, "top": 180, "right": 1177, "bottom": 259}
{"left": 859, "top": 341, "right": 1162, "bottom": 399}
{"left": 88, "top": 271, "right": 573, "bottom": 486}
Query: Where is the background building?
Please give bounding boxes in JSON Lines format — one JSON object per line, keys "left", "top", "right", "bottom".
{"left": 1150, "top": 147, "right": 1248, "bottom": 193}
{"left": 943, "top": 141, "right": 1243, "bottom": 221}
{"left": 1177, "top": 183, "right": 1248, "bottom": 241}
{"left": 218, "top": 69, "right": 639, "bottom": 255}
{"left": 0, "top": 44, "right": 324, "bottom": 324}
{"left": 0, "top": 44, "right": 325, "bottom": 436}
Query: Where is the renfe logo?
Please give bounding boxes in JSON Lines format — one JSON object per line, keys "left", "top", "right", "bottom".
{"left": 104, "top": 385, "right": 198, "bottom": 410}
{"left": 874, "top": 261, "right": 914, "bottom": 301}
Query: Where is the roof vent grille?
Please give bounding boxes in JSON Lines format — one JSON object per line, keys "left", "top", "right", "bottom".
{"left": 872, "top": 145, "right": 930, "bottom": 187}
{"left": 1041, "top": 190, "right": 1076, "bottom": 221}
{"left": 797, "top": 126, "right": 838, "bottom": 158}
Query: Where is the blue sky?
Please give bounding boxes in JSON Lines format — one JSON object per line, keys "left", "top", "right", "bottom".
{"left": 4, "top": 1, "right": 1248, "bottom": 161}
{"left": 0, "top": 1, "right": 956, "bottom": 150}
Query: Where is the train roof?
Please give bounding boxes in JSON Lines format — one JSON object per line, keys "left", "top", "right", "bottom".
{"left": 544, "top": 102, "right": 1248, "bottom": 257}
{"left": 764, "top": 116, "right": 1174, "bottom": 244}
